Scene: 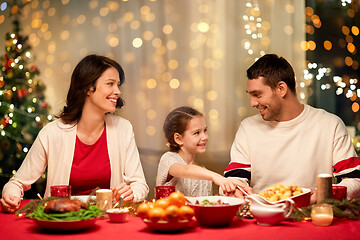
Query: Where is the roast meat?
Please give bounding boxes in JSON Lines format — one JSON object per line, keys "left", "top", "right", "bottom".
{"left": 44, "top": 199, "right": 88, "bottom": 214}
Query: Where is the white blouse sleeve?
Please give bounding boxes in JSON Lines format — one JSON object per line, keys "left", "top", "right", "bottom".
{"left": 156, "top": 152, "right": 185, "bottom": 186}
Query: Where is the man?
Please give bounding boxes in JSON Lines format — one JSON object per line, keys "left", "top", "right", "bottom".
{"left": 225, "top": 54, "right": 360, "bottom": 202}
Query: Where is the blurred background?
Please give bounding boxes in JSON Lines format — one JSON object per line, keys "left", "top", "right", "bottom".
{"left": 0, "top": 0, "right": 359, "bottom": 200}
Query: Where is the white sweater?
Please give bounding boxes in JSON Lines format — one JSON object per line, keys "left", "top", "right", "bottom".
{"left": 156, "top": 152, "right": 212, "bottom": 197}
{"left": 2, "top": 114, "right": 149, "bottom": 201}
{"left": 225, "top": 104, "right": 360, "bottom": 199}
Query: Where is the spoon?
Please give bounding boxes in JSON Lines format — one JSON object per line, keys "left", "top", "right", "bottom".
{"left": 113, "top": 196, "right": 123, "bottom": 208}
{"left": 236, "top": 186, "right": 286, "bottom": 207}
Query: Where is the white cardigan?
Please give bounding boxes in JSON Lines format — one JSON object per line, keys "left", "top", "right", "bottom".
{"left": 2, "top": 114, "right": 149, "bottom": 201}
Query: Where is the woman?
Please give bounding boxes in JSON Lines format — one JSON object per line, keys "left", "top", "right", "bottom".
{"left": 1, "top": 54, "right": 149, "bottom": 213}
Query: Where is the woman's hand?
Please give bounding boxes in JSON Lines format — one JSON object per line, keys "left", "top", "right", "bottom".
{"left": 111, "top": 183, "right": 134, "bottom": 202}
{"left": 0, "top": 195, "right": 21, "bottom": 213}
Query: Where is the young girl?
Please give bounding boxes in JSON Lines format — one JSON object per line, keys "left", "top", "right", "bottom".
{"left": 156, "top": 106, "right": 237, "bottom": 196}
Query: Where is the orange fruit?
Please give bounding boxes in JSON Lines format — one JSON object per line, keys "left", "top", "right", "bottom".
{"left": 137, "top": 202, "right": 151, "bottom": 219}
{"left": 165, "top": 205, "right": 180, "bottom": 222}
{"left": 148, "top": 207, "right": 166, "bottom": 222}
{"left": 179, "top": 205, "right": 194, "bottom": 220}
{"left": 168, "top": 192, "right": 186, "bottom": 207}
{"left": 155, "top": 198, "right": 170, "bottom": 209}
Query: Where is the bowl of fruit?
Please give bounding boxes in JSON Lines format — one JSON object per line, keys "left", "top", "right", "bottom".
{"left": 186, "top": 196, "right": 245, "bottom": 228}
{"left": 137, "top": 192, "right": 195, "bottom": 232}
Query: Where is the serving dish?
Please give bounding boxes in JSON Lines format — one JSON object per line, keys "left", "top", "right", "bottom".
{"left": 142, "top": 219, "right": 194, "bottom": 232}
{"left": 186, "top": 196, "right": 244, "bottom": 228}
{"left": 270, "top": 188, "right": 311, "bottom": 208}
{"left": 32, "top": 218, "right": 97, "bottom": 231}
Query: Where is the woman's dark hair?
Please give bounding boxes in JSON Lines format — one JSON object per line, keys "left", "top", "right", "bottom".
{"left": 57, "top": 54, "right": 125, "bottom": 124}
{"left": 247, "top": 54, "right": 296, "bottom": 94}
{"left": 163, "top": 106, "right": 203, "bottom": 152}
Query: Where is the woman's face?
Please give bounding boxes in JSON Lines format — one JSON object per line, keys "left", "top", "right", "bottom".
{"left": 85, "top": 67, "right": 121, "bottom": 114}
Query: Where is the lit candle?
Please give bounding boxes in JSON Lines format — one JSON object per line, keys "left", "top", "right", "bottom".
{"left": 311, "top": 204, "right": 333, "bottom": 226}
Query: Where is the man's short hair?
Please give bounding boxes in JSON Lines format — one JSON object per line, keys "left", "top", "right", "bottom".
{"left": 247, "top": 54, "right": 296, "bottom": 93}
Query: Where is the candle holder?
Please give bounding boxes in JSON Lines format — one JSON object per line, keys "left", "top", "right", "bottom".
{"left": 154, "top": 186, "right": 175, "bottom": 199}
{"left": 332, "top": 185, "right": 347, "bottom": 200}
{"left": 311, "top": 203, "right": 333, "bottom": 226}
{"left": 50, "top": 185, "right": 71, "bottom": 198}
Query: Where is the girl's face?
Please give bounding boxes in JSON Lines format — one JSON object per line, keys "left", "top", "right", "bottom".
{"left": 177, "top": 116, "right": 208, "bottom": 155}
{"left": 85, "top": 67, "right": 121, "bottom": 114}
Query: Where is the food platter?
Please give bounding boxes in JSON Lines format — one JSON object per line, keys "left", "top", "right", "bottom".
{"left": 32, "top": 218, "right": 97, "bottom": 231}
{"left": 272, "top": 188, "right": 311, "bottom": 208}
{"left": 142, "top": 219, "right": 194, "bottom": 232}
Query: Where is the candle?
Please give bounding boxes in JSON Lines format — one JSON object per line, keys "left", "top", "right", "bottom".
{"left": 50, "top": 185, "right": 71, "bottom": 197}
{"left": 96, "top": 189, "right": 113, "bottom": 210}
{"left": 311, "top": 203, "right": 333, "bottom": 226}
{"left": 311, "top": 213, "right": 333, "bottom": 226}
{"left": 317, "top": 173, "right": 333, "bottom": 203}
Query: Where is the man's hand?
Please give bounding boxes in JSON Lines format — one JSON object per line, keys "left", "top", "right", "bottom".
{"left": 309, "top": 187, "right": 317, "bottom": 204}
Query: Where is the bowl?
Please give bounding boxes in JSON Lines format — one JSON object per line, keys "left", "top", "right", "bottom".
{"left": 269, "top": 188, "right": 311, "bottom": 208}
{"left": 106, "top": 208, "right": 129, "bottom": 223}
{"left": 186, "top": 196, "right": 244, "bottom": 228}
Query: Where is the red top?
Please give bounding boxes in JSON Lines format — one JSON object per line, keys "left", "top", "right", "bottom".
{"left": 69, "top": 125, "right": 111, "bottom": 195}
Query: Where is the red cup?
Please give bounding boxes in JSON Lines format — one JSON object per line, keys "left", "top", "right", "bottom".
{"left": 50, "top": 185, "right": 71, "bottom": 197}
{"left": 155, "top": 186, "right": 175, "bottom": 199}
{"left": 332, "top": 185, "right": 347, "bottom": 200}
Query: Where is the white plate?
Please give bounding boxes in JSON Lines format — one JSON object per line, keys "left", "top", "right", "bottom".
{"left": 33, "top": 218, "right": 97, "bottom": 231}
{"left": 70, "top": 195, "right": 96, "bottom": 203}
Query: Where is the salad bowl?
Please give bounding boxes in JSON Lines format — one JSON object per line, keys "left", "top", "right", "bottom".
{"left": 186, "top": 196, "right": 244, "bottom": 228}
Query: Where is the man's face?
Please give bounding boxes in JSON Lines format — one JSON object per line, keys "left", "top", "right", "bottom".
{"left": 246, "top": 77, "right": 282, "bottom": 121}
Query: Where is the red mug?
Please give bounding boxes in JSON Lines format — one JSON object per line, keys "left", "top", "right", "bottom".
{"left": 50, "top": 185, "right": 71, "bottom": 197}
{"left": 332, "top": 185, "right": 347, "bottom": 200}
{"left": 155, "top": 186, "right": 175, "bottom": 199}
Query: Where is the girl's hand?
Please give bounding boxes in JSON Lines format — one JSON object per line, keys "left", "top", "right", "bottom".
{"left": 231, "top": 185, "right": 254, "bottom": 200}
{"left": 213, "top": 174, "right": 238, "bottom": 194}
{"left": 0, "top": 195, "right": 21, "bottom": 213}
{"left": 111, "top": 183, "right": 134, "bottom": 202}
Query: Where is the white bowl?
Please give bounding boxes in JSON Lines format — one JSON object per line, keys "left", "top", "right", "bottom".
{"left": 106, "top": 208, "right": 129, "bottom": 223}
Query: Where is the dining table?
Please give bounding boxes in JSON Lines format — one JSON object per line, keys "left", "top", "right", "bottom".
{"left": 1, "top": 200, "right": 359, "bottom": 240}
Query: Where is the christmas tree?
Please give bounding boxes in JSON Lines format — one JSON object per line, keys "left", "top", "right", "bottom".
{"left": 0, "top": 2, "right": 51, "bottom": 197}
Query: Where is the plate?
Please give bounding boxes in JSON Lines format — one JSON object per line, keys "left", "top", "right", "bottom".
{"left": 70, "top": 195, "right": 96, "bottom": 203}
{"left": 32, "top": 218, "right": 97, "bottom": 231}
{"left": 142, "top": 219, "right": 194, "bottom": 232}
